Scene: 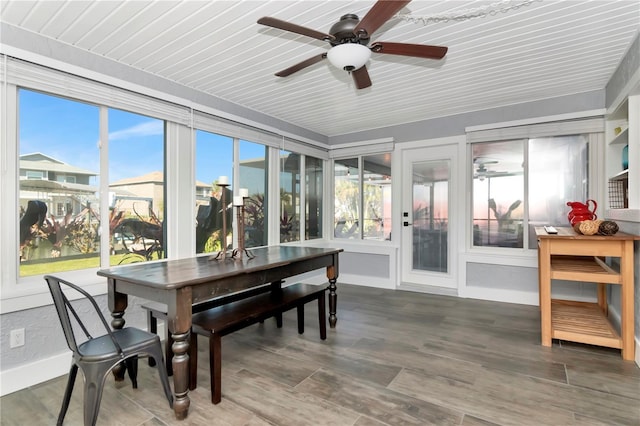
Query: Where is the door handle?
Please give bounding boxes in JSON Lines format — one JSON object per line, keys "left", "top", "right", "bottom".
{"left": 403, "top": 221, "right": 412, "bottom": 227}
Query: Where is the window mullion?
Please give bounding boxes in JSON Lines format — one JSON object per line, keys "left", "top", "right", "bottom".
{"left": 359, "top": 156, "right": 364, "bottom": 240}
{"left": 99, "top": 106, "right": 109, "bottom": 267}
{"left": 523, "top": 138, "right": 530, "bottom": 250}
{"left": 268, "top": 146, "right": 279, "bottom": 246}
{"left": 300, "top": 154, "right": 306, "bottom": 242}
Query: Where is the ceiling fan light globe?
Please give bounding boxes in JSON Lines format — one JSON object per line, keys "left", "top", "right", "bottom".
{"left": 327, "top": 43, "right": 371, "bottom": 72}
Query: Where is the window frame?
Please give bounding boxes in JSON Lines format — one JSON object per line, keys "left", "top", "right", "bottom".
{"left": 465, "top": 119, "right": 605, "bottom": 256}
{"left": 4, "top": 86, "right": 172, "bottom": 307}
{"left": 1, "top": 57, "right": 331, "bottom": 313}
{"left": 330, "top": 140, "right": 394, "bottom": 243}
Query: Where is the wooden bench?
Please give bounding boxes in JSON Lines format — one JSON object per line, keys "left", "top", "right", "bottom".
{"left": 143, "top": 282, "right": 283, "bottom": 376}
{"left": 191, "top": 283, "right": 327, "bottom": 404}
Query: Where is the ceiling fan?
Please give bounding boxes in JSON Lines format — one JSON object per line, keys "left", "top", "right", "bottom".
{"left": 257, "top": 0, "right": 448, "bottom": 89}
{"left": 473, "top": 158, "right": 508, "bottom": 181}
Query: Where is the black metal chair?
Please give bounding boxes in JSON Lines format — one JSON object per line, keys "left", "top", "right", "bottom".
{"left": 44, "top": 275, "right": 173, "bottom": 426}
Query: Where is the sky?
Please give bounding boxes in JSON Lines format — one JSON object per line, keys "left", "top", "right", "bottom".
{"left": 18, "top": 88, "right": 266, "bottom": 187}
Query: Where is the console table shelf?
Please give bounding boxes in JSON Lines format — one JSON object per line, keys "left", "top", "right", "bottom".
{"left": 551, "top": 300, "right": 621, "bottom": 349}
{"left": 535, "top": 227, "right": 638, "bottom": 360}
{"left": 550, "top": 256, "right": 620, "bottom": 283}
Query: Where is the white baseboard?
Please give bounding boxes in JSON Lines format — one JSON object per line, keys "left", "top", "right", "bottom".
{"left": 335, "top": 273, "right": 394, "bottom": 289}
{"left": 397, "top": 282, "right": 458, "bottom": 297}
{"left": 299, "top": 272, "right": 394, "bottom": 290}
{"left": 0, "top": 351, "right": 71, "bottom": 397}
{"left": 0, "top": 323, "right": 167, "bottom": 397}
{"left": 462, "top": 286, "right": 539, "bottom": 306}
{"left": 607, "top": 304, "right": 640, "bottom": 368}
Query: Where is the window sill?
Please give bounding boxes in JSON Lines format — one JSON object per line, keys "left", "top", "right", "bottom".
{"left": 1, "top": 269, "right": 107, "bottom": 314}
{"left": 292, "top": 238, "right": 397, "bottom": 256}
{"left": 464, "top": 248, "right": 538, "bottom": 268}
{"left": 605, "top": 209, "right": 640, "bottom": 223}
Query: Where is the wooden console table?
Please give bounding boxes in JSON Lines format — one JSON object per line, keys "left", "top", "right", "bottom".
{"left": 535, "top": 226, "right": 637, "bottom": 360}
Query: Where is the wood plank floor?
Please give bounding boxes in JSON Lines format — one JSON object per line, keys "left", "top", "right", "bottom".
{"left": 2, "top": 284, "right": 639, "bottom": 425}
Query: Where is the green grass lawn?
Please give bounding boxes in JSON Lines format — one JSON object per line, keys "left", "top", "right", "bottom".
{"left": 19, "top": 253, "right": 149, "bottom": 276}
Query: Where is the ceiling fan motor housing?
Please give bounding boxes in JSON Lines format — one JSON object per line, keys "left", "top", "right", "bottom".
{"left": 329, "top": 14, "right": 370, "bottom": 46}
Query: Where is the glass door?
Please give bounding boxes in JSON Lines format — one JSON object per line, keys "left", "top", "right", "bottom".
{"left": 401, "top": 145, "right": 458, "bottom": 291}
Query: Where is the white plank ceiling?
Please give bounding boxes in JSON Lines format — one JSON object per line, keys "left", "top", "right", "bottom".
{"left": 1, "top": 0, "right": 638, "bottom": 137}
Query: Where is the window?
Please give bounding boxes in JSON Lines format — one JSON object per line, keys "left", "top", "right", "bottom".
{"left": 7, "top": 60, "right": 329, "bottom": 312}
{"left": 412, "top": 160, "right": 449, "bottom": 272}
{"left": 528, "top": 135, "right": 589, "bottom": 248}
{"left": 18, "top": 89, "right": 100, "bottom": 276}
{"left": 472, "top": 135, "right": 588, "bottom": 249}
{"left": 25, "top": 170, "right": 45, "bottom": 180}
{"left": 280, "top": 150, "right": 300, "bottom": 243}
{"left": 305, "top": 155, "right": 323, "bottom": 240}
{"left": 334, "top": 154, "right": 392, "bottom": 241}
{"left": 334, "top": 158, "right": 360, "bottom": 239}
{"left": 108, "top": 108, "right": 166, "bottom": 265}
{"left": 363, "top": 154, "right": 392, "bottom": 240}
{"left": 239, "top": 140, "right": 268, "bottom": 247}
{"left": 17, "top": 88, "right": 168, "bottom": 276}
{"left": 55, "top": 175, "right": 76, "bottom": 183}
{"left": 472, "top": 140, "right": 524, "bottom": 248}
{"left": 195, "top": 130, "right": 234, "bottom": 254}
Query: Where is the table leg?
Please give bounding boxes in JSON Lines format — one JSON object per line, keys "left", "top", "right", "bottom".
{"left": 170, "top": 331, "right": 191, "bottom": 419}
{"left": 164, "top": 288, "right": 193, "bottom": 419}
{"left": 328, "top": 277, "right": 337, "bottom": 327}
{"left": 538, "top": 240, "right": 552, "bottom": 347}
{"left": 597, "top": 283, "right": 608, "bottom": 316}
{"left": 621, "top": 240, "right": 635, "bottom": 361}
{"left": 327, "top": 264, "right": 338, "bottom": 328}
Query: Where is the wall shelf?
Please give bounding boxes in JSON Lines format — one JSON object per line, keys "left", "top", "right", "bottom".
{"left": 609, "top": 127, "right": 628, "bottom": 146}
{"left": 605, "top": 96, "right": 637, "bottom": 212}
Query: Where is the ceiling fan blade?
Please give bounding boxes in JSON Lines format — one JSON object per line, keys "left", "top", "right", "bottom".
{"left": 275, "top": 53, "right": 327, "bottom": 77}
{"left": 371, "top": 42, "right": 448, "bottom": 59}
{"left": 352, "top": 66, "right": 372, "bottom": 89}
{"left": 353, "top": 0, "right": 411, "bottom": 39}
{"left": 258, "top": 17, "right": 335, "bottom": 42}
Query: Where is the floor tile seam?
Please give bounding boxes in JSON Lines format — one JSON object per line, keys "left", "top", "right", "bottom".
{"left": 114, "top": 387, "right": 162, "bottom": 426}
{"left": 459, "top": 412, "right": 504, "bottom": 426}
{"left": 384, "top": 367, "right": 471, "bottom": 424}
{"left": 522, "top": 365, "right": 640, "bottom": 400}
{"left": 387, "top": 374, "right": 579, "bottom": 426}
{"left": 353, "top": 414, "right": 392, "bottom": 426}
{"left": 287, "top": 367, "right": 368, "bottom": 423}
{"left": 468, "top": 365, "right": 640, "bottom": 420}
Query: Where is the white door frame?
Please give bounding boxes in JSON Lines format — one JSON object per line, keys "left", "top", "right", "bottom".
{"left": 399, "top": 143, "right": 460, "bottom": 294}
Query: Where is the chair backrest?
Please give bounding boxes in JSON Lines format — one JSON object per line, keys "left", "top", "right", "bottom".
{"left": 44, "top": 275, "right": 123, "bottom": 356}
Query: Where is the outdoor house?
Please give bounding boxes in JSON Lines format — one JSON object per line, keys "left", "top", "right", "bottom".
{"left": 19, "top": 153, "right": 97, "bottom": 219}
{"left": 1, "top": 1, "right": 639, "bottom": 425}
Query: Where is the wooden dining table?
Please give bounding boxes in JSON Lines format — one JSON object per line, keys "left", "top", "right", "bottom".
{"left": 97, "top": 245, "right": 342, "bottom": 420}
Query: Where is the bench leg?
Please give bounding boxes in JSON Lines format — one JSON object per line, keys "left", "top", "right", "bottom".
{"left": 209, "top": 334, "right": 222, "bottom": 404}
{"left": 147, "top": 312, "right": 157, "bottom": 367}
{"left": 189, "top": 331, "right": 198, "bottom": 391}
{"left": 273, "top": 280, "right": 284, "bottom": 328}
{"left": 318, "top": 293, "right": 326, "bottom": 340}
{"left": 297, "top": 305, "right": 305, "bottom": 334}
